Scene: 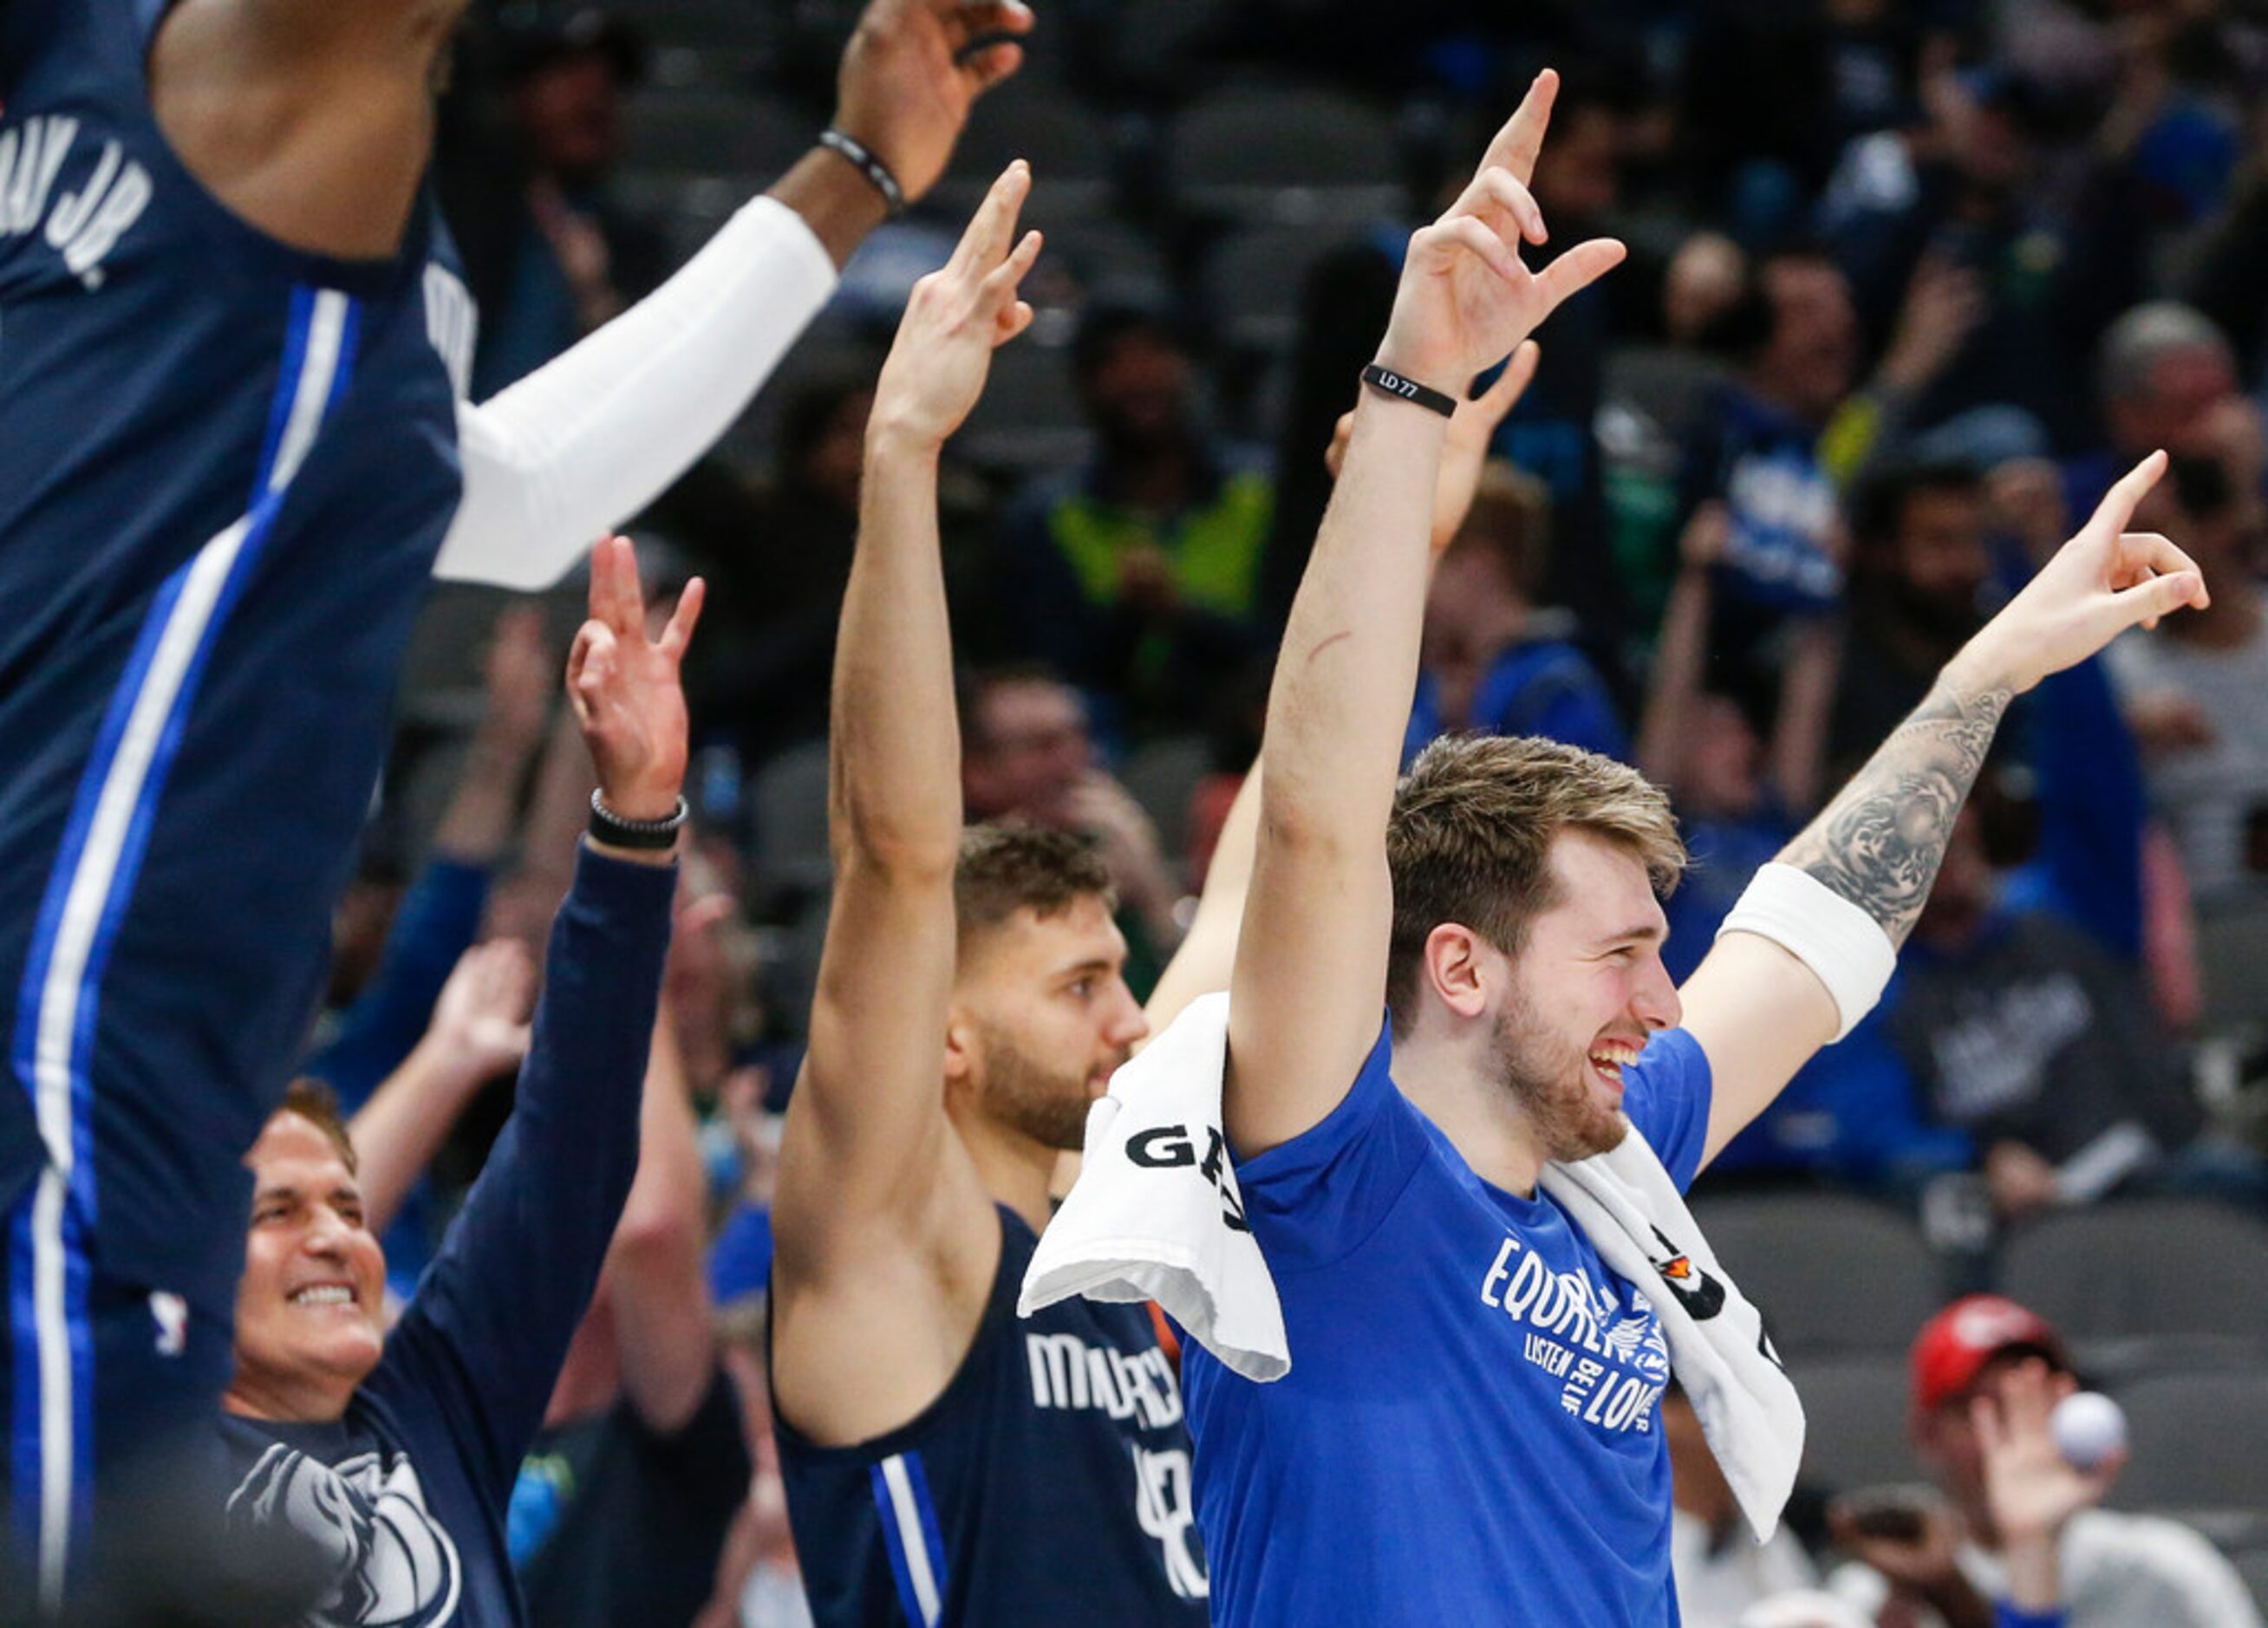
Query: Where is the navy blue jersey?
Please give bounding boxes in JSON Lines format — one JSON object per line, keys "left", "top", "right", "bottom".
{"left": 222, "top": 848, "right": 675, "bottom": 1628}
{"left": 0, "top": 0, "right": 472, "bottom": 1325}
{"left": 773, "top": 1208, "right": 1209, "bottom": 1626}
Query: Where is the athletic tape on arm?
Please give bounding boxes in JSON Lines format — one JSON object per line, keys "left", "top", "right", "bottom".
{"left": 435, "top": 195, "right": 839, "bottom": 590}
{"left": 1716, "top": 863, "right": 1897, "bottom": 1042}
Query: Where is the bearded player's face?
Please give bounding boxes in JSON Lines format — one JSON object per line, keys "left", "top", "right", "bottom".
{"left": 1491, "top": 831, "right": 1679, "bottom": 1162}
{"left": 954, "top": 894, "right": 1149, "bottom": 1151}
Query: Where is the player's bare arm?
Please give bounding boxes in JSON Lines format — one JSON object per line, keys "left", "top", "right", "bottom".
{"left": 150, "top": 0, "right": 1026, "bottom": 264}
{"left": 771, "top": 164, "right": 1043, "bottom": 1446}
{"left": 1226, "top": 69, "right": 1624, "bottom": 1157}
{"left": 1684, "top": 450, "right": 2208, "bottom": 1163}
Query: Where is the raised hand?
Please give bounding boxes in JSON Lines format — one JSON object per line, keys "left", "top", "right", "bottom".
{"left": 1978, "top": 1360, "right": 2121, "bottom": 1547}
{"left": 1952, "top": 451, "right": 2208, "bottom": 698}
{"left": 835, "top": 0, "right": 1033, "bottom": 205}
{"left": 426, "top": 940, "right": 537, "bottom": 1085}
{"left": 870, "top": 162, "right": 1043, "bottom": 448}
{"left": 1375, "top": 70, "right": 1626, "bottom": 396}
{"left": 1326, "top": 341, "right": 1540, "bottom": 555}
{"left": 567, "top": 536, "right": 704, "bottom": 824}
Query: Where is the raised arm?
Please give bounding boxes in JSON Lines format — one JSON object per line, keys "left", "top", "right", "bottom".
{"left": 1635, "top": 504, "right": 1726, "bottom": 794}
{"left": 1226, "top": 71, "right": 1626, "bottom": 1156}
{"left": 600, "top": 1011, "right": 718, "bottom": 1434}
{"left": 1683, "top": 453, "right": 2208, "bottom": 1164}
{"left": 772, "top": 167, "right": 1041, "bottom": 1271}
{"left": 1768, "top": 615, "right": 1841, "bottom": 817}
{"left": 348, "top": 940, "right": 533, "bottom": 1235}
{"left": 433, "top": 0, "right": 1030, "bottom": 591}
{"left": 386, "top": 536, "right": 701, "bottom": 1493}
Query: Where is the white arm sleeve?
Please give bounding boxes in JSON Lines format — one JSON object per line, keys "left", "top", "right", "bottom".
{"left": 433, "top": 195, "right": 838, "bottom": 591}
{"left": 1717, "top": 863, "right": 1898, "bottom": 1042}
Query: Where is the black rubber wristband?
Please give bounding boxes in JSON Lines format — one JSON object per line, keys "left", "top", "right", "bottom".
{"left": 818, "top": 128, "right": 906, "bottom": 218}
{"left": 1360, "top": 362, "right": 1459, "bottom": 418}
{"left": 588, "top": 789, "right": 688, "bottom": 851}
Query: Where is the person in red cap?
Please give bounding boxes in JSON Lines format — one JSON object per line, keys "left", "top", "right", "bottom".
{"left": 1826, "top": 1294, "right": 2259, "bottom": 1628}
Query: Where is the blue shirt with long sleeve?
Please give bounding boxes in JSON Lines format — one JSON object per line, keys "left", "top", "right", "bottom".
{"left": 220, "top": 846, "right": 675, "bottom": 1628}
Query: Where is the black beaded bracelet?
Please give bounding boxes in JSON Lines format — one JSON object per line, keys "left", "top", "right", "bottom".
{"left": 588, "top": 789, "right": 688, "bottom": 851}
{"left": 1360, "top": 361, "right": 1459, "bottom": 419}
{"left": 818, "top": 128, "right": 906, "bottom": 218}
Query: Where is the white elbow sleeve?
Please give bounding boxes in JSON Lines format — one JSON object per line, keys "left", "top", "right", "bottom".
{"left": 1717, "top": 863, "right": 1897, "bottom": 1041}
{"left": 434, "top": 194, "right": 838, "bottom": 590}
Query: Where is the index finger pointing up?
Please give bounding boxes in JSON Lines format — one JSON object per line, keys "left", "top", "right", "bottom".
{"left": 1476, "top": 69, "right": 1559, "bottom": 189}
{"left": 590, "top": 534, "right": 644, "bottom": 639}
{"left": 947, "top": 161, "right": 1032, "bottom": 278}
{"left": 2082, "top": 449, "right": 2169, "bottom": 546}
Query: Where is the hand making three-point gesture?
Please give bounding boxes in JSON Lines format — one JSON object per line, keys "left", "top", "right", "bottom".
{"left": 569, "top": 536, "right": 705, "bottom": 837}
{"left": 870, "top": 160, "right": 1045, "bottom": 450}
{"left": 1375, "top": 70, "right": 1627, "bottom": 399}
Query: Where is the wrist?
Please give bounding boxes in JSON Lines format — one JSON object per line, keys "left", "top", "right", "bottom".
{"left": 1998, "top": 1528, "right": 2062, "bottom": 1612}
{"left": 1941, "top": 641, "right": 2020, "bottom": 701}
{"left": 766, "top": 148, "right": 889, "bottom": 270}
{"left": 1368, "top": 346, "right": 1460, "bottom": 403}
{"left": 596, "top": 782, "right": 683, "bottom": 824}
{"left": 866, "top": 414, "right": 947, "bottom": 466}
{"left": 407, "top": 1032, "right": 502, "bottom": 1103}
{"left": 817, "top": 127, "right": 906, "bottom": 217}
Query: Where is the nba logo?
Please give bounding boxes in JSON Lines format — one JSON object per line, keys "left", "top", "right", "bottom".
{"left": 148, "top": 1291, "right": 186, "bottom": 1358}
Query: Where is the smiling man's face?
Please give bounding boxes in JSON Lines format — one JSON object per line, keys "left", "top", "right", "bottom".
{"left": 228, "top": 1110, "right": 386, "bottom": 1423}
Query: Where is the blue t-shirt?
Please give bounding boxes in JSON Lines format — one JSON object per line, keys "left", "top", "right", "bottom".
{"left": 1184, "top": 1019, "right": 1712, "bottom": 1627}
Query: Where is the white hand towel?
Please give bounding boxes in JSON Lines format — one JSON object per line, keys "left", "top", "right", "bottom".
{"left": 1541, "top": 1144, "right": 1804, "bottom": 1540}
{"left": 1019, "top": 992, "right": 1289, "bottom": 1381}
{"left": 1021, "top": 994, "right": 1804, "bottom": 1538}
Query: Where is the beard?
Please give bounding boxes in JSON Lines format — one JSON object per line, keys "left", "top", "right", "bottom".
{"left": 973, "top": 1024, "right": 1098, "bottom": 1153}
{"left": 1488, "top": 983, "right": 1629, "bottom": 1163}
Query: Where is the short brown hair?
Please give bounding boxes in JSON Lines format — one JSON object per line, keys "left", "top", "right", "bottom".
{"left": 277, "top": 1078, "right": 358, "bottom": 1175}
{"left": 955, "top": 823, "right": 1118, "bottom": 953}
{"left": 1444, "top": 465, "right": 1552, "bottom": 598}
{"left": 1385, "top": 735, "right": 1685, "bottom": 1032}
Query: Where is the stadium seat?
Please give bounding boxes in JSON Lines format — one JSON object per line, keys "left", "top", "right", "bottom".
{"left": 2102, "top": 1370, "right": 2268, "bottom": 1513}
{"left": 936, "top": 81, "right": 1119, "bottom": 218}
{"left": 1689, "top": 1194, "right": 1945, "bottom": 1357}
{"left": 620, "top": 89, "right": 817, "bottom": 179}
{"left": 2235, "top": 1547, "right": 2268, "bottom": 1613}
{"left": 1789, "top": 1353, "right": 1917, "bottom": 1496}
{"left": 1025, "top": 217, "right": 1176, "bottom": 312}
{"left": 1201, "top": 224, "right": 1352, "bottom": 354}
{"left": 609, "top": 0, "right": 779, "bottom": 51}
{"left": 750, "top": 739, "right": 835, "bottom": 900}
{"left": 1997, "top": 1200, "right": 2268, "bottom": 1347}
{"left": 955, "top": 340, "right": 1094, "bottom": 474}
{"left": 2195, "top": 904, "right": 2268, "bottom": 1033}
{"left": 1601, "top": 344, "right": 1731, "bottom": 444}
{"left": 1119, "top": 735, "right": 1213, "bottom": 863}
{"left": 1166, "top": 85, "right": 1404, "bottom": 225}
{"left": 1078, "top": 0, "right": 1239, "bottom": 92}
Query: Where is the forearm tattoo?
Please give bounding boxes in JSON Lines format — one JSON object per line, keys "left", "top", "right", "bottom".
{"left": 1778, "top": 681, "right": 2011, "bottom": 949}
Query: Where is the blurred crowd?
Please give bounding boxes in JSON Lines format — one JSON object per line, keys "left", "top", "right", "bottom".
{"left": 305, "top": 0, "right": 2268, "bottom": 1622}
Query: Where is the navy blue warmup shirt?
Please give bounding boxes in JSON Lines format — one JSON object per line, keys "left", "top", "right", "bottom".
{"left": 0, "top": 0, "right": 469, "bottom": 1566}
{"left": 221, "top": 848, "right": 675, "bottom": 1628}
{"left": 1183, "top": 1017, "right": 1714, "bottom": 1627}
{"left": 774, "top": 1208, "right": 1211, "bottom": 1626}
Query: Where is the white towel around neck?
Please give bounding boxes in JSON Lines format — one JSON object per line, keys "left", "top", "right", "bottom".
{"left": 1020, "top": 992, "right": 1805, "bottom": 1540}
